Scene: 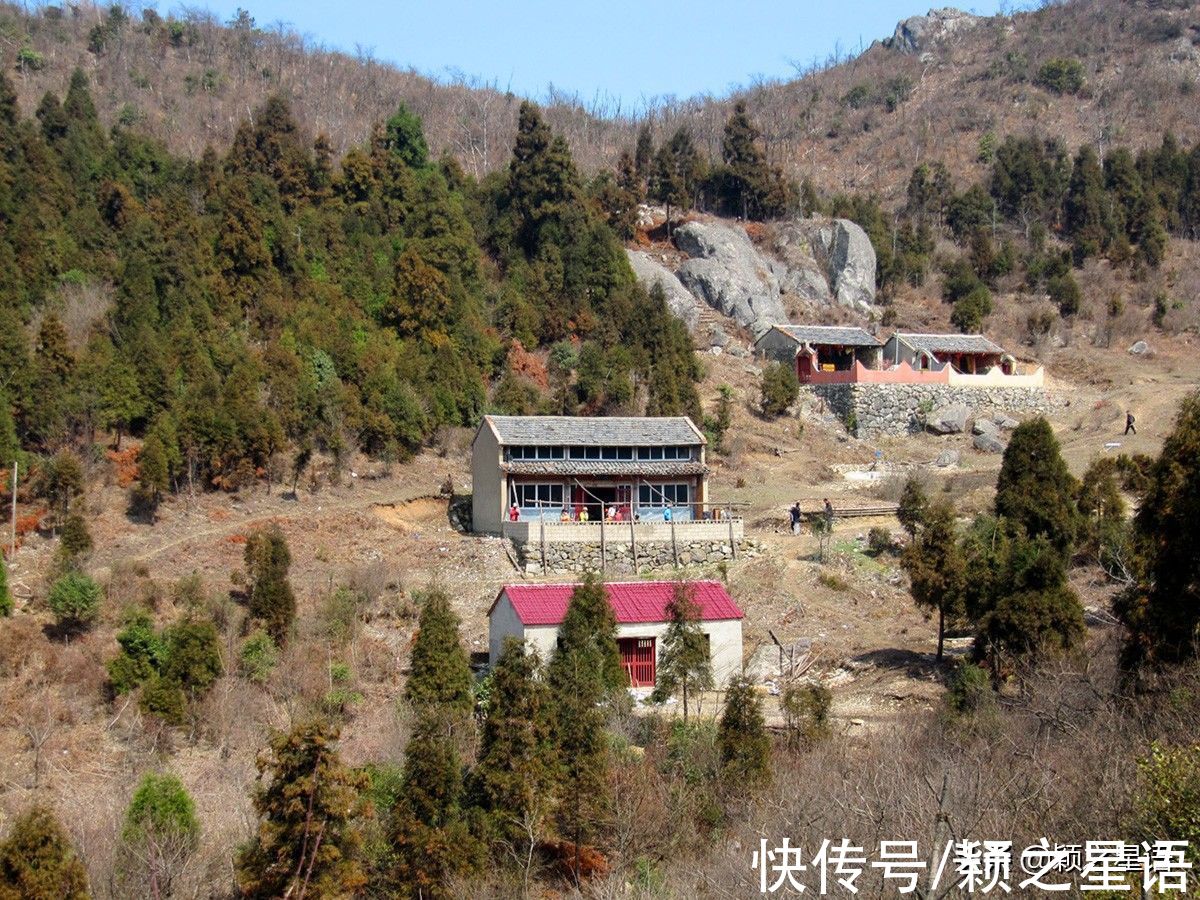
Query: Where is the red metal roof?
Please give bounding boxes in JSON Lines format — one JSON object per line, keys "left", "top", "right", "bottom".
{"left": 493, "top": 581, "right": 744, "bottom": 627}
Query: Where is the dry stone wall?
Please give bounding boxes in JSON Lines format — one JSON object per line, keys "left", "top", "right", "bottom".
{"left": 512, "top": 537, "right": 764, "bottom": 576}
{"left": 806, "top": 383, "right": 1060, "bottom": 438}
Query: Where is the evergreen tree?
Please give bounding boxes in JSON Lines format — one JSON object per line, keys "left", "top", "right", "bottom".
{"left": 47, "top": 572, "right": 100, "bottom": 634}
{"left": 902, "top": 500, "right": 965, "bottom": 661}
{"left": 405, "top": 589, "right": 473, "bottom": 715}
{"left": 119, "top": 772, "right": 200, "bottom": 899}
{"left": 236, "top": 718, "right": 368, "bottom": 898}
{"left": 473, "top": 639, "right": 556, "bottom": 850}
{"left": 633, "top": 124, "right": 654, "bottom": 182}
{"left": 135, "top": 433, "right": 169, "bottom": 516}
{"left": 0, "top": 806, "right": 89, "bottom": 900}
{"left": 994, "top": 418, "right": 1080, "bottom": 557}
{"left": 244, "top": 525, "right": 296, "bottom": 643}
{"left": 0, "top": 391, "right": 18, "bottom": 472}
{"left": 503, "top": 101, "right": 580, "bottom": 259}
{"left": 1116, "top": 392, "right": 1200, "bottom": 666}
{"left": 1064, "top": 145, "right": 1116, "bottom": 263}
{"left": 546, "top": 574, "right": 621, "bottom": 872}
{"left": 720, "top": 101, "right": 769, "bottom": 220}
{"left": 651, "top": 583, "right": 714, "bottom": 721}
{"left": 760, "top": 362, "right": 799, "bottom": 418}
{"left": 717, "top": 675, "right": 771, "bottom": 788}
{"left": 384, "top": 103, "right": 430, "bottom": 169}
{"left": 897, "top": 477, "right": 929, "bottom": 538}
{"left": 649, "top": 127, "right": 702, "bottom": 236}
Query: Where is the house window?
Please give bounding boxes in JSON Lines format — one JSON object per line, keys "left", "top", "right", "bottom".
{"left": 638, "top": 483, "right": 690, "bottom": 507}
{"left": 512, "top": 483, "right": 564, "bottom": 510}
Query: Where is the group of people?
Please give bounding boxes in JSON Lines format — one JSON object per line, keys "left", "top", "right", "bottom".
{"left": 508, "top": 503, "right": 651, "bottom": 523}
{"left": 788, "top": 498, "right": 834, "bottom": 535}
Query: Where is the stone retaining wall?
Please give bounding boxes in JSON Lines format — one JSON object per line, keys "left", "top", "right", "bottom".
{"left": 806, "top": 382, "right": 1060, "bottom": 438}
{"left": 512, "top": 537, "right": 764, "bottom": 575}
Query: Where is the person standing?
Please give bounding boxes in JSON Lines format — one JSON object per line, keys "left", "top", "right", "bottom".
{"left": 663, "top": 504, "right": 673, "bottom": 523}
{"left": 1125, "top": 411, "right": 1136, "bottom": 435}
{"left": 823, "top": 498, "right": 834, "bottom": 530}
{"left": 789, "top": 501, "right": 802, "bottom": 535}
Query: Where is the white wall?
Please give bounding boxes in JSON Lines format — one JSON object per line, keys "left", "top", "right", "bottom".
{"left": 487, "top": 593, "right": 526, "bottom": 663}
{"left": 471, "top": 422, "right": 505, "bottom": 535}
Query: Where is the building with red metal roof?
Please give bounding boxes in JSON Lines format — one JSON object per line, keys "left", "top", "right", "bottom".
{"left": 488, "top": 580, "right": 744, "bottom": 689}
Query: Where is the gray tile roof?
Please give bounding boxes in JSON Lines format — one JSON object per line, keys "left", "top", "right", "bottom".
{"left": 766, "top": 325, "right": 881, "bottom": 348}
{"left": 503, "top": 460, "right": 707, "bottom": 477}
{"left": 484, "top": 416, "right": 704, "bottom": 447}
{"left": 894, "top": 333, "right": 1006, "bottom": 355}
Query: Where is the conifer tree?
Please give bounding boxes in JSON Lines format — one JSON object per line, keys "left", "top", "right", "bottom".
{"left": 897, "top": 477, "right": 929, "bottom": 538}
{"left": 995, "top": 418, "right": 1080, "bottom": 557}
{"left": 546, "top": 574, "right": 621, "bottom": 873}
{"left": 633, "top": 124, "right": 654, "bottom": 182}
{"left": 236, "top": 718, "right": 367, "bottom": 899}
{"left": 390, "top": 589, "right": 480, "bottom": 896}
{"left": 902, "top": 500, "right": 966, "bottom": 661}
{"left": 1064, "top": 145, "right": 1116, "bottom": 262}
{"left": 0, "top": 806, "right": 89, "bottom": 900}
{"left": 118, "top": 772, "right": 200, "bottom": 899}
{"left": 0, "top": 391, "right": 18, "bottom": 472}
{"left": 651, "top": 583, "right": 713, "bottom": 721}
{"left": 717, "top": 675, "right": 771, "bottom": 788}
{"left": 473, "top": 639, "right": 556, "bottom": 851}
{"left": 135, "top": 434, "right": 169, "bottom": 517}
{"left": 721, "top": 101, "right": 769, "bottom": 220}
{"left": 244, "top": 525, "right": 296, "bottom": 643}
{"left": 1116, "top": 391, "right": 1200, "bottom": 666}
{"left": 385, "top": 103, "right": 430, "bottom": 169}
{"left": 405, "top": 589, "right": 473, "bottom": 715}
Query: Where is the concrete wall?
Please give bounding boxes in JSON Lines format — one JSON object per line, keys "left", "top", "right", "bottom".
{"left": 487, "top": 593, "right": 526, "bottom": 663}
{"left": 471, "top": 423, "right": 505, "bottom": 535}
{"left": 806, "top": 382, "right": 1060, "bottom": 438}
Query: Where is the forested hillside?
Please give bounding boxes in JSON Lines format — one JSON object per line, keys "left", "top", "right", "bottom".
{"left": 0, "top": 68, "right": 699, "bottom": 499}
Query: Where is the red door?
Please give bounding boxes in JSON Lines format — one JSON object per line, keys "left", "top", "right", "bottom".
{"left": 618, "top": 637, "right": 656, "bottom": 687}
{"left": 797, "top": 354, "right": 813, "bottom": 384}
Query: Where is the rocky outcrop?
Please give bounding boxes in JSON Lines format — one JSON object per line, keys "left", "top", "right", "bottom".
{"left": 775, "top": 219, "right": 876, "bottom": 312}
{"left": 883, "top": 7, "right": 982, "bottom": 55}
{"left": 625, "top": 250, "right": 700, "bottom": 330}
{"left": 928, "top": 403, "right": 970, "bottom": 435}
{"left": 674, "top": 221, "right": 788, "bottom": 337}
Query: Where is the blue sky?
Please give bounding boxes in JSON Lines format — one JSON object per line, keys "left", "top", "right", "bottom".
{"left": 199, "top": 0, "right": 1011, "bottom": 108}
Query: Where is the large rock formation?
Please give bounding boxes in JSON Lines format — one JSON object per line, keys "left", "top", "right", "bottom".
{"left": 776, "top": 219, "right": 877, "bottom": 312}
{"left": 673, "top": 221, "right": 787, "bottom": 337}
{"left": 625, "top": 249, "right": 700, "bottom": 330}
{"left": 883, "top": 7, "right": 982, "bottom": 55}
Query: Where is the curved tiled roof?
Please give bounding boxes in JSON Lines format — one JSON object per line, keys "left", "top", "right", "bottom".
{"left": 764, "top": 324, "right": 881, "bottom": 347}
{"left": 493, "top": 580, "right": 744, "bottom": 626}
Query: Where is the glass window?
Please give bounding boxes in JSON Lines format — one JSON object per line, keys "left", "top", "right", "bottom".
{"left": 637, "top": 483, "right": 690, "bottom": 506}
{"left": 601, "top": 446, "right": 618, "bottom": 460}
{"left": 586, "top": 446, "right": 600, "bottom": 460}
{"left": 617, "top": 446, "right": 633, "bottom": 460}
{"left": 569, "top": 446, "right": 585, "bottom": 459}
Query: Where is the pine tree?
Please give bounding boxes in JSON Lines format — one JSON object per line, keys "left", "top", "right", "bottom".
{"left": 390, "top": 589, "right": 480, "bottom": 896}
{"left": 405, "top": 589, "right": 473, "bottom": 715}
{"left": 135, "top": 434, "right": 169, "bottom": 516}
{"left": 902, "top": 500, "right": 966, "bottom": 661}
{"left": 118, "top": 772, "right": 200, "bottom": 899}
{"left": 473, "top": 639, "right": 556, "bottom": 850}
{"left": 721, "top": 101, "right": 768, "bottom": 220}
{"left": 0, "top": 806, "right": 89, "bottom": 900}
{"left": 1064, "top": 145, "right": 1116, "bottom": 263}
{"left": 1116, "top": 392, "right": 1200, "bottom": 666}
{"left": 244, "top": 525, "right": 296, "bottom": 643}
{"left": 546, "top": 574, "right": 621, "bottom": 872}
{"left": 0, "top": 390, "right": 18, "bottom": 472}
{"left": 384, "top": 103, "right": 430, "bottom": 169}
{"left": 633, "top": 124, "right": 654, "bottom": 182}
{"left": 651, "top": 583, "right": 713, "bottom": 721}
{"left": 237, "top": 719, "right": 367, "bottom": 898}
{"left": 717, "top": 675, "right": 771, "bottom": 788}
{"left": 994, "top": 418, "right": 1080, "bottom": 557}
{"left": 504, "top": 101, "right": 580, "bottom": 258}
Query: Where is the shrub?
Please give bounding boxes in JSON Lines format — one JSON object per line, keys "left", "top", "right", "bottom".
{"left": 951, "top": 284, "right": 993, "bottom": 333}
{"left": 945, "top": 662, "right": 994, "bottom": 716}
{"left": 1133, "top": 743, "right": 1200, "bottom": 868}
{"left": 161, "top": 619, "right": 223, "bottom": 696}
{"left": 239, "top": 630, "right": 278, "bottom": 683}
{"left": 868, "top": 526, "right": 895, "bottom": 556}
{"left": 108, "top": 609, "right": 166, "bottom": 694}
{"left": 0, "top": 555, "right": 11, "bottom": 617}
{"left": 1035, "top": 57, "right": 1085, "bottom": 95}
{"left": 817, "top": 571, "right": 850, "bottom": 592}
{"left": 47, "top": 573, "right": 101, "bottom": 632}
{"left": 760, "top": 362, "right": 799, "bottom": 418}
{"left": 1048, "top": 272, "right": 1082, "bottom": 317}
{"left": 138, "top": 675, "right": 187, "bottom": 725}
{"left": 842, "top": 83, "right": 872, "bottom": 109}
{"left": 0, "top": 806, "right": 89, "bottom": 898}
{"left": 781, "top": 682, "right": 832, "bottom": 750}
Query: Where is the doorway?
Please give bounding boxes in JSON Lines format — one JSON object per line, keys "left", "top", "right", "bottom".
{"left": 618, "top": 637, "right": 656, "bottom": 687}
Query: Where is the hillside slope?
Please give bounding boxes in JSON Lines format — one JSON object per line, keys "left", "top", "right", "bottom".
{"left": 3, "top": 0, "right": 1198, "bottom": 195}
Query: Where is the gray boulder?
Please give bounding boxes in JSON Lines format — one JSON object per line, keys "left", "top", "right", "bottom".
{"left": 973, "top": 432, "right": 1006, "bottom": 453}
{"left": 778, "top": 219, "right": 877, "bottom": 312}
{"left": 927, "top": 403, "right": 970, "bottom": 435}
{"left": 1127, "top": 340, "right": 1151, "bottom": 357}
{"left": 935, "top": 449, "right": 960, "bottom": 468}
{"left": 995, "top": 414, "right": 1020, "bottom": 430}
{"left": 884, "top": 7, "right": 982, "bottom": 55}
{"left": 674, "top": 221, "right": 788, "bottom": 337}
{"left": 972, "top": 418, "right": 998, "bottom": 436}
{"left": 625, "top": 249, "right": 700, "bottom": 330}
{"left": 767, "top": 228, "right": 836, "bottom": 306}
